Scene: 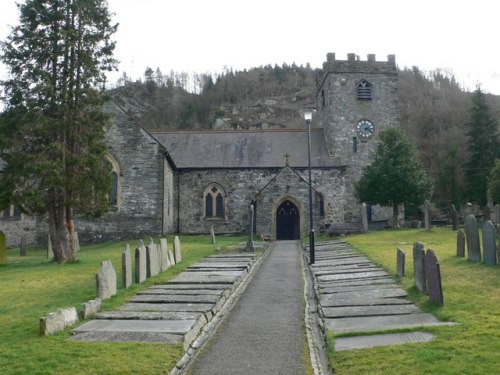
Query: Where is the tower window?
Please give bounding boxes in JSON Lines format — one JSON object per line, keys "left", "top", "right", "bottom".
{"left": 357, "top": 80, "right": 372, "bottom": 100}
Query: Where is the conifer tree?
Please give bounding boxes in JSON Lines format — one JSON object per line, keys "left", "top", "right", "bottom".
{"left": 464, "top": 87, "right": 500, "bottom": 206}
{"left": 355, "top": 128, "right": 434, "bottom": 226}
{"left": 0, "top": 0, "right": 118, "bottom": 263}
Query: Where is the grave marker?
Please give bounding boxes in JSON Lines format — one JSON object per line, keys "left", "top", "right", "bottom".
{"left": 96, "top": 260, "right": 117, "bottom": 300}
{"left": 362, "top": 203, "right": 368, "bottom": 232}
{"left": 451, "top": 204, "right": 459, "bottom": 231}
{"left": 425, "top": 249, "right": 444, "bottom": 305}
{"left": 122, "top": 244, "right": 132, "bottom": 288}
{"left": 135, "top": 245, "right": 147, "bottom": 284}
{"left": 424, "top": 200, "right": 431, "bottom": 231}
{"left": 20, "top": 234, "right": 27, "bottom": 256}
{"left": 211, "top": 225, "right": 216, "bottom": 244}
{"left": 0, "top": 231, "right": 7, "bottom": 265}
{"left": 413, "top": 242, "right": 426, "bottom": 293}
{"left": 174, "top": 236, "right": 182, "bottom": 263}
{"left": 396, "top": 248, "right": 405, "bottom": 277}
{"left": 47, "top": 234, "right": 54, "bottom": 259}
{"left": 482, "top": 220, "right": 497, "bottom": 265}
{"left": 456, "top": 230, "right": 465, "bottom": 257}
{"left": 146, "top": 239, "right": 159, "bottom": 277}
{"left": 160, "top": 238, "right": 170, "bottom": 271}
{"left": 464, "top": 214, "right": 481, "bottom": 262}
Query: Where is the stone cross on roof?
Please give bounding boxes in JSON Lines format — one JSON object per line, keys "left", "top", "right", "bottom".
{"left": 284, "top": 152, "right": 291, "bottom": 166}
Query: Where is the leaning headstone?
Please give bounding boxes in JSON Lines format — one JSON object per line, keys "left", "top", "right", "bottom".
{"left": 146, "top": 240, "right": 159, "bottom": 278}
{"left": 361, "top": 203, "right": 369, "bottom": 232}
{"left": 40, "top": 307, "right": 79, "bottom": 336}
{"left": 425, "top": 249, "right": 444, "bottom": 305}
{"left": 464, "top": 214, "right": 481, "bottom": 262}
{"left": 451, "top": 204, "right": 459, "bottom": 231}
{"left": 174, "top": 236, "right": 182, "bottom": 263}
{"left": 71, "top": 231, "right": 80, "bottom": 253}
{"left": 122, "top": 244, "right": 132, "bottom": 288}
{"left": 135, "top": 245, "right": 147, "bottom": 284}
{"left": 80, "top": 298, "right": 101, "bottom": 320}
{"left": 413, "top": 242, "right": 426, "bottom": 293}
{"left": 396, "top": 248, "right": 405, "bottom": 277}
{"left": 168, "top": 249, "right": 176, "bottom": 266}
{"left": 47, "top": 234, "right": 54, "bottom": 260}
{"left": 20, "top": 234, "right": 27, "bottom": 256}
{"left": 0, "top": 231, "right": 7, "bottom": 265}
{"left": 424, "top": 200, "right": 431, "bottom": 231}
{"left": 456, "top": 230, "right": 465, "bottom": 257}
{"left": 96, "top": 260, "right": 117, "bottom": 300}
{"left": 211, "top": 226, "right": 216, "bottom": 244}
{"left": 482, "top": 221, "right": 497, "bottom": 265}
{"left": 160, "top": 238, "right": 170, "bottom": 271}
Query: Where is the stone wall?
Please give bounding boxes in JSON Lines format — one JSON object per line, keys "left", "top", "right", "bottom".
{"left": 0, "top": 214, "right": 36, "bottom": 248}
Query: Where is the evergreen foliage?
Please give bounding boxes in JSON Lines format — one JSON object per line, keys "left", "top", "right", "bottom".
{"left": 0, "top": 0, "right": 118, "bottom": 263}
{"left": 488, "top": 159, "right": 500, "bottom": 204}
{"left": 464, "top": 87, "right": 500, "bottom": 206}
{"left": 355, "top": 128, "right": 434, "bottom": 225}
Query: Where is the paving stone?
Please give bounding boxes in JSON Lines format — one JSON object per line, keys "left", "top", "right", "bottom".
{"left": 313, "top": 265, "right": 381, "bottom": 276}
{"left": 320, "top": 283, "right": 401, "bottom": 294}
{"left": 95, "top": 311, "right": 204, "bottom": 320}
{"left": 334, "top": 331, "right": 435, "bottom": 351}
{"left": 169, "top": 271, "right": 242, "bottom": 284}
{"left": 318, "top": 270, "right": 389, "bottom": 282}
{"left": 318, "top": 277, "right": 396, "bottom": 288}
{"left": 128, "top": 294, "right": 220, "bottom": 304}
{"left": 321, "top": 287, "right": 408, "bottom": 301}
{"left": 138, "top": 288, "right": 224, "bottom": 296}
{"left": 319, "top": 297, "right": 412, "bottom": 307}
{"left": 321, "top": 304, "right": 421, "bottom": 318}
{"left": 119, "top": 303, "right": 214, "bottom": 312}
{"left": 148, "top": 283, "right": 233, "bottom": 290}
{"left": 75, "top": 319, "right": 195, "bottom": 334}
{"left": 72, "top": 330, "right": 184, "bottom": 344}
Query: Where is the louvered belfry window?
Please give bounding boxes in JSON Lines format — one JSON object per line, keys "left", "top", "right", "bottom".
{"left": 357, "top": 80, "right": 372, "bottom": 100}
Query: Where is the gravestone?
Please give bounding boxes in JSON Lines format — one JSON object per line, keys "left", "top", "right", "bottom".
{"left": 451, "top": 204, "right": 459, "bottom": 231}
{"left": 464, "top": 214, "right": 481, "bottom": 262}
{"left": 160, "top": 238, "right": 170, "bottom": 271}
{"left": 121, "top": 244, "right": 132, "bottom": 288}
{"left": 20, "top": 234, "right": 27, "bottom": 256}
{"left": 396, "top": 248, "right": 405, "bottom": 277}
{"left": 80, "top": 298, "right": 101, "bottom": 320}
{"left": 413, "top": 242, "right": 426, "bottom": 293}
{"left": 174, "top": 236, "right": 182, "bottom": 263}
{"left": 494, "top": 204, "right": 500, "bottom": 225}
{"left": 0, "top": 230, "right": 7, "bottom": 265}
{"left": 71, "top": 231, "right": 80, "bottom": 253}
{"left": 456, "top": 230, "right": 465, "bottom": 257}
{"left": 168, "top": 249, "right": 176, "bottom": 266}
{"left": 47, "top": 234, "right": 54, "bottom": 259}
{"left": 135, "top": 245, "right": 147, "bottom": 284}
{"left": 424, "top": 200, "right": 431, "bottom": 231}
{"left": 96, "top": 260, "right": 117, "bottom": 300}
{"left": 146, "top": 240, "right": 159, "bottom": 277}
{"left": 362, "top": 203, "right": 368, "bottom": 232}
{"left": 482, "top": 221, "right": 497, "bottom": 265}
{"left": 40, "top": 307, "right": 79, "bottom": 336}
{"left": 211, "top": 226, "right": 216, "bottom": 244}
{"left": 425, "top": 249, "right": 444, "bottom": 305}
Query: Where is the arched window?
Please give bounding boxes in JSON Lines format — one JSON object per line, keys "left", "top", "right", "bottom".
{"left": 204, "top": 183, "right": 226, "bottom": 219}
{"left": 105, "top": 153, "right": 122, "bottom": 210}
{"left": 357, "top": 79, "right": 372, "bottom": 100}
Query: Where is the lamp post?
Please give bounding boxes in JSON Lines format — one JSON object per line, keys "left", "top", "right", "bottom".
{"left": 304, "top": 110, "right": 315, "bottom": 264}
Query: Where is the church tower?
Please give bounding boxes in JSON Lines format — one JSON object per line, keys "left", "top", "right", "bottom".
{"left": 317, "top": 53, "right": 399, "bottom": 173}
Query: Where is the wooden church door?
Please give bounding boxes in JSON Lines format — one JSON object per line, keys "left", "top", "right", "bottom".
{"left": 276, "top": 200, "right": 300, "bottom": 240}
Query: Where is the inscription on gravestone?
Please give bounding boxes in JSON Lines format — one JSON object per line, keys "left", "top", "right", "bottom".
{"left": 464, "top": 214, "right": 481, "bottom": 262}
{"left": 482, "top": 221, "right": 497, "bottom": 265}
{"left": 425, "top": 249, "right": 443, "bottom": 305}
{"left": 456, "top": 230, "right": 465, "bottom": 257}
{"left": 0, "top": 231, "right": 7, "bottom": 265}
{"left": 413, "top": 242, "right": 426, "bottom": 293}
{"left": 396, "top": 248, "right": 405, "bottom": 277}
{"left": 122, "top": 244, "right": 132, "bottom": 289}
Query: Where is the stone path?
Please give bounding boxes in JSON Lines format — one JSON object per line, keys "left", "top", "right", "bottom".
{"left": 310, "top": 240, "right": 455, "bottom": 351}
{"left": 73, "top": 252, "right": 258, "bottom": 352}
{"left": 189, "top": 241, "right": 307, "bottom": 375}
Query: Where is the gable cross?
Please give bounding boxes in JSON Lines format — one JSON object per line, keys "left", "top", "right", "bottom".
{"left": 284, "top": 152, "right": 291, "bottom": 166}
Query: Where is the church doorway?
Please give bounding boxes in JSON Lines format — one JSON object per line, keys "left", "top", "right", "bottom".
{"left": 276, "top": 200, "right": 300, "bottom": 240}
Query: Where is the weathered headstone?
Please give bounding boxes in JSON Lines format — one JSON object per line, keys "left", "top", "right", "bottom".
{"left": 135, "top": 245, "right": 147, "bottom": 283}
{"left": 362, "top": 203, "right": 368, "bottom": 232}
{"left": 464, "top": 214, "right": 481, "bottom": 262}
{"left": 482, "top": 221, "right": 497, "bottom": 265}
{"left": 456, "top": 230, "right": 465, "bottom": 257}
{"left": 122, "top": 244, "right": 132, "bottom": 288}
{"left": 211, "top": 225, "right": 216, "bottom": 244}
{"left": 451, "top": 204, "right": 459, "bottom": 231}
{"left": 396, "top": 248, "right": 405, "bottom": 277}
{"left": 146, "top": 240, "right": 159, "bottom": 277}
{"left": 47, "top": 234, "right": 54, "bottom": 259}
{"left": 174, "top": 236, "right": 182, "bottom": 263}
{"left": 424, "top": 200, "right": 431, "bottom": 231}
{"left": 0, "top": 230, "right": 7, "bottom": 265}
{"left": 20, "top": 234, "right": 27, "bottom": 256}
{"left": 71, "top": 231, "right": 80, "bottom": 253}
{"left": 494, "top": 204, "right": 500, "bottom": 225}
{"left": 80, "top": 298, "right": 101, "bottom": 320}
{"left": 96, "top": 260, "right": 117, "bottom": 300}
{"left": 159, "top": 238, "right": 170, "bottom": 271}
{"left": 425, "top": 249, "right": 444, "bottom": 305}
{"left": 40, "top": 307, "right": 79, "bottom": 336}
{"left": 168, "top": 249, "right": 176, "bottom": 266}
{"left": 413, "top": 242, "right": 426, "bottom": 293}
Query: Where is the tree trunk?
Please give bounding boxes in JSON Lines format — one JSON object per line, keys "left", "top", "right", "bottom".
{"left": 392, "top": 204, "right": 400, "bottom": 228}
{"left": 47, "top": 189, "right": 76, "bottom": 263}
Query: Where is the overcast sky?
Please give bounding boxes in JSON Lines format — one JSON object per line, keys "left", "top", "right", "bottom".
{"left": 1, "top": 0, "right": 500, "bottom": 94}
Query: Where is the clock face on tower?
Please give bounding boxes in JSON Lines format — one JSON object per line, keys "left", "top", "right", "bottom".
{"left": 356, "top": 119, "right": 375, "bottom": 139}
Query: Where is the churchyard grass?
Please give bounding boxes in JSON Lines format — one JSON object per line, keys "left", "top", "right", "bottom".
{"left": 326, "top": 227, "right": 500, "bottom": 374}
{"left": 0, "top": 234, "right": 246, "bottom": 374}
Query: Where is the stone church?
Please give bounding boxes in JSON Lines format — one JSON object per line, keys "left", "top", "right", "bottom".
{"left": 0, "top": 53, "right": 399, "bottom": 246}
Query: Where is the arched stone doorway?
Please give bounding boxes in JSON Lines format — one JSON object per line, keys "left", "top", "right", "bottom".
{"left": 276, "top": 200, "right": 300, "bottom": 240}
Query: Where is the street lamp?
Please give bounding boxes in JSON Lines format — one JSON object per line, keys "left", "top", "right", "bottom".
{"left": 304, "top": 110, "right": 315, "bottom": 264}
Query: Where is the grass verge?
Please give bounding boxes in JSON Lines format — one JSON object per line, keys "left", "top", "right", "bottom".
{"left": 0, "top": 234, "right": 246, "bottom": 374}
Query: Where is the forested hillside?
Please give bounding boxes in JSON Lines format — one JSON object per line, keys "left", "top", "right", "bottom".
{"left": 110, "top": 64, "right": 500, "bottom": 209}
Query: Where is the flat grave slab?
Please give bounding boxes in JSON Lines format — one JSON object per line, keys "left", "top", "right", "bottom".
{"left": 319, "top": 283, "right": 400, "bottom": 294}
{"left": 318, "top": 277, "right": 396, "bottom": 288}
{"left": 95, "top": 311, "right": 203, "bottom": 321}
{"left": 128, "top": 294, "right": 220, "bottom": 304}
{"left": 334, "top": 331, "right": 436, "bottom": 351}
{"left": 321, "top": 304, "right": 421, "bottom": 318}
{"left": 75, "top": 319, "right": 195, "bottom": 334}
{"left": 313, "top": 265, "right": 380, "bottom": 276}
{"left": 319, "top": 297, "right": 412, "bottom": 307}
{"left": 119, "top": 302, "right": 214, "bottom": 312}
{"left": 321, "top": 288, "right": 408, "bottom": 301}
{"left": 148, "top": 283, "right": 233, "bottom": 290}
{"left": 138, "top": 288, "right": 225, "bottom": 296}
{"left": 168, "top": 271, "right": 241, "bottom": 284}
{"left": 318, "top": 270, "right": 389, "bottom": 282}
{"left": 72, "top": 331, "right": 184, "bottom": 344}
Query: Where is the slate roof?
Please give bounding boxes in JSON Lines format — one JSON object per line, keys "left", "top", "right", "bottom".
{"left": 151, "top": 129, "right": 340, "bottom": 169}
